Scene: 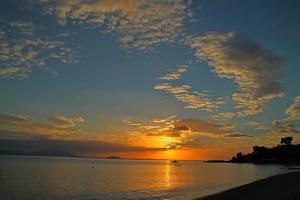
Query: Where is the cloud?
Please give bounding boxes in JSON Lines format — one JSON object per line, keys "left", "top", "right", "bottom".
{"left": 187, "top": 32, "right": 284, "bottom": 116}
{"left": 0, "top": 114, "right": 33, "bottom": 126}
{"left": 122, "top": 116, "right": 260, "bottom": 151}
{"left": 158, "top": 61, "right": 191, "bottom": 80}
{"left": 146, "top": 131, "right": 184, "bottom": 138}
{"left": 174, "top": 119, "right": 235, "bottom": 136}
{"left": 48, "top": 115, "right": 84, "bottom": 128}
{"left": 165, "top": 142, "right": 179, "bottom": 149}
{"left": 164, "top": 139, "right": 217, "bottom": 149}
{"left": 272, "top": 120, "right": 281, "bottom": 126}
{"left": 154, "top": 82, "right": 223, "bottom": 111}
{"left": 272, "top": 122, "right": 300, "bottom": 134}
{"left": 155, "top": 60, "right": 225, "bottom": 112}
{"left": 224, "top": 133, "right": 252, "bottom": 138}
{"left": 36, "top": 0, "right": 191, "bottom": 50}
{"left": 152, "top": 115, "right": 176, "bottom": 123}
{"left": 0, "top": 114, "right": 85, "bottom": 139}
{"left": 122, "top": 120, "right": 142, "bottom": 126}
{"left": 246, "top": 121, "right": 259, "bottom": 126}
{"left": 286, "top": 95, "right": 300, "bottom": 120}
{"left": 124, "top": 116, "right": 238, "bottom": 139}
{"left": 0, "top": 67, "right": 20, "bottom": 76}
{"left": 271, "top": 118, "right": 299, "bottom": 135}
{"left": 0, "top": 20, "right": 77, "bottom": 78}
{"left": 124, "top": 115, "right": 185, "bottom": 138}
{"left": 256, "top": 129, "right": 300, "bottom": 148}
{"left": 282, "top": 124, "right": 299, "bottom": 133}
{"left": 173, "top": 125, "right": 189, "bottom": 131}
{"left": 210, "top": 112, "right": 237, "bottom": 121}
{"left": 246, "top": 121, "right": 269, "bottom": 130}
{"left": 0, "top": 114, "right": 171, "bottom": 154}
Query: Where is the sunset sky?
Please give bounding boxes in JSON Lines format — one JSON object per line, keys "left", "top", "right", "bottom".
{"left": 1, "top": 0, "right": 300, "bottom": 160}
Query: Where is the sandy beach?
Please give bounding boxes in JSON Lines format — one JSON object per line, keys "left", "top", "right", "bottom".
{"left": 196, "top": 171, "right": 300, "bottom": 200}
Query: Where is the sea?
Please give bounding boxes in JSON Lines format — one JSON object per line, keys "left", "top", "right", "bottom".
{"left": 0, "top": 156, "right": 293, "bottom": 200}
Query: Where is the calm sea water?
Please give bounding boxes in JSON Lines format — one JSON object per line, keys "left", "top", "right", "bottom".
{"left": 0, "top": 156, "right": 290, "bottom": 200}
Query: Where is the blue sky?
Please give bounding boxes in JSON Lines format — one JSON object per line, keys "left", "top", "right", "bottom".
{"left": 0, "top": 0, "right": 299, "bottom": 159}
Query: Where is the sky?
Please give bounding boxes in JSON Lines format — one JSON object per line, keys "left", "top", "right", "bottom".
{"left": 0, "top": 0, "right": 300, "bottom": 160}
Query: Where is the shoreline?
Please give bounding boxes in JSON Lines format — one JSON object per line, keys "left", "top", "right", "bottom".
{"left": 195, "top": 171, "right": 300, "bottom": 200}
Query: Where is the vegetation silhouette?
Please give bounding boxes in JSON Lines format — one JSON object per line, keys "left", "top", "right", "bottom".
{"left": 231, "top": 137, "right": 300, "bottom": 164}
{"left": 281, "top": 136, "right": 293, "bottom": 145}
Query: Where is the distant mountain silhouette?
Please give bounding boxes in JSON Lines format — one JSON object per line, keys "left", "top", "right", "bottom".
{"left": 105, "top": 156, "right": 122, "bottom": 159}
{"left": 231, "top": 137, "right": 300, "bottom": 164}
{"left": 204, "top": 160, "right": 228, "bottom": 163}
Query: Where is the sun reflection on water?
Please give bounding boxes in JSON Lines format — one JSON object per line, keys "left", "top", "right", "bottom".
{"left": 165, "top": 161, "right": 171, "bottom": 188}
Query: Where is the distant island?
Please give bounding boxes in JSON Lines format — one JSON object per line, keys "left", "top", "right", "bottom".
{"left": 204, "top": 160, "right": 229, "bottom": 163}
{"left": 231, "top": 136, "right": 300, "bottom": 164}
{"left": 104, "top": 156, "right": 122, "bottom": 159}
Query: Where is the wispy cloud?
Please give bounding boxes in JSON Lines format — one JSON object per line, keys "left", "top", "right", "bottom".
{"left": 246, "top": 121, "right": 269, "bottom": 130}
{"left": 36, "top": 0, "right": 191, "bottom": 50}
{"left": 145, "top": 118, "right": 252, "bottom": 150}
{"left": 224, "top": 133, "right": 252, "bottom": 138}
{"left": 246, "top": 121, "right": 259, "bottom": 126}
{"left": 155, "top": 59, "right": 225, "bottom": 111}
{"left": 48, "top": 115, "right": 85, "bottom": 129}
{"left": 286, "top": 95, "right": 300, "bottom": 120}
{"left": 272, "top": 120, "right": 300, "bottom": 135}
{"left": 123, "top": 115, "right": 184, "bottom": 138}
{"left": 0, "top": 113, "right": 168, "bottom": 156}
{"left": 187, "top": 32, "right": 284, "bottom": 116}
{"left": 210, "top": 112, "right": 237, "bottom": 121}
{"left": 158, "top": 61, "right": 191, "bottom": 80}
{"left": 0, "top": 114, "right": 85, "bottom": 139}
{"left": 122, "top": 115, "right": 258, "bottom": 152}
{"left": 0, "top": 20, "right": 77, "bottom": 78}
{"left": 174, "top": 119, "right": 236, "bottom": 136}
{"left": 154, "top": 82, "right": 223, "bottom": 111}
{"left": 272, "top": 120, "right": 281, "bottom": 126}
{"left": 124, "top": 116, "right": 239, "bottom": 139}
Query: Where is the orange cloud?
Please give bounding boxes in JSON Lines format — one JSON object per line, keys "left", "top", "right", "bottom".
{"left": 0, "top": 114, "right": 85, "bottom": 139}
{"left": 174, "top": 119, "right": 235, "bottom": 135}
{"left": 158, "top": 61, "right": 191, "bottom": 81}
{"left": 0, "top": 20, "right": 76, "bottom": 78}
{"left": 40, "top": 0, "right": 190, "bottom": 49}
{"left": 154, "top": 82, "right": 223, "bottom": 111}
{"left": 187, "top": 32, "right": 284, "bottom": 116}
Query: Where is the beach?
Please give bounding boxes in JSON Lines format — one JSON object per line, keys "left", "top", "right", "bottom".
{"left": 196, "top": 171, "right": 300, "bottom": 200}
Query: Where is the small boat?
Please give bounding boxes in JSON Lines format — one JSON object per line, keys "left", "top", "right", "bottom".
{"left": 172, "top": 160, "right": 181, "bottom": 166}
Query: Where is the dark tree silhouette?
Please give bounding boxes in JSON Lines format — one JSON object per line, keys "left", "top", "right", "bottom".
{"left": 281, "top": 137, "right": 293, "bottom": 145}
{"left": 253, "top": 146, "right": 267, "bottom": 154}
{"left": 231, "top": 136, "right": 299, "bottom": 164}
